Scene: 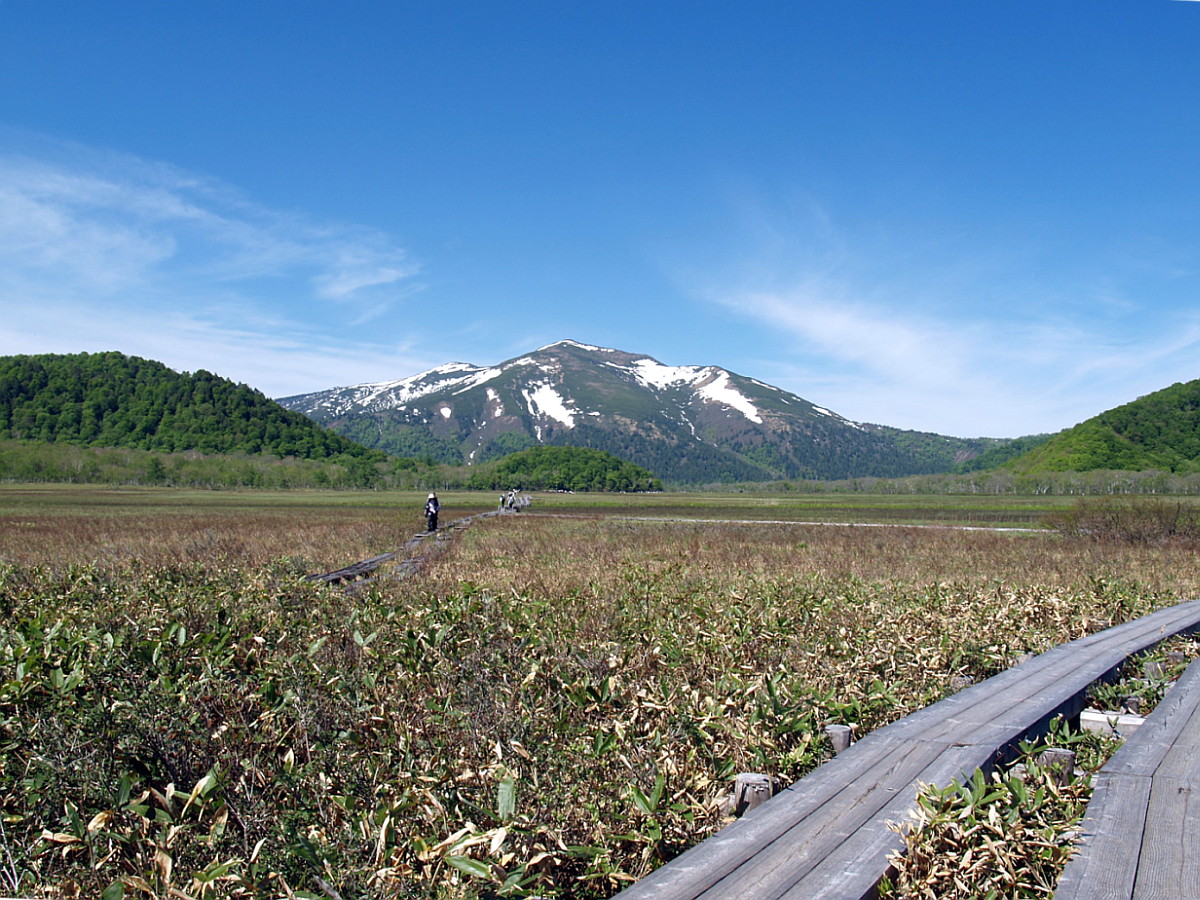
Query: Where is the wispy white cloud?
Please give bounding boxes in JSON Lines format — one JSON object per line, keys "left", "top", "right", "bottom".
{"left": 716, "top": 286, "right": 1004, "bottom": 432}
{"left": 717, "top": 283, "right": 1200, "bottom": 437}
{"left": 312, "top": 244, "right": 418, "bottom": 301}
{"left": 0, "top": 147, "right": 421, "bottom": 303}
{"left": 731, "top": 289, "right": 970, "bottom": 388}
{"left": 0, "top": 136, "right": 436, "bottom": 395}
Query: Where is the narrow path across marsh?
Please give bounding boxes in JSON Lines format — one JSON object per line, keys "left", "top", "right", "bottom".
{"left": 307, "top": 498, "right": 532, "bottom": 586}
{"left": 308, "top": 499, "right": 1040, "bottom": 588}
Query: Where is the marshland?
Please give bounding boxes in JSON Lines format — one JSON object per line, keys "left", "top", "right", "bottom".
{"left": 4, "top": 485, "right": 1200, "bottom": 898}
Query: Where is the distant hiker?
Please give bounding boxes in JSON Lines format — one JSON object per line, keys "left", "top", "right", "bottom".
{"left": 499, "top": 493, "right": 508, "bottom": 510}
{"left": 507, "top": 488, "right": 518, "bottom": 511}
{"left": 424, "top": 492, "right": 440, "bottom": 532}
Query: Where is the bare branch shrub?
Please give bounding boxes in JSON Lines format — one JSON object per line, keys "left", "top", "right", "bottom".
{"left": 1045, "top": 496, "right": 1200, "bottom": 545}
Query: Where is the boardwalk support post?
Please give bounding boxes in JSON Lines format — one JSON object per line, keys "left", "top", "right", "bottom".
{"left": 732, "top": 774, "right": 778, "bottom": 816}
{"left": 1037, "top": 747, "right": 1076, "bottom": 786}
{"left": 825, "top": 723, "right": 852, "bottom": 753}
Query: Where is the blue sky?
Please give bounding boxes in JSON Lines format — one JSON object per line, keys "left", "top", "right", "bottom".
{"left": 2, "top": 1, "right": 1198, "bottom": 438}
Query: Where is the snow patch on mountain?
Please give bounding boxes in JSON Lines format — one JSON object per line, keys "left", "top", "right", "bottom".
{"left": 612, "top": 358, "right": 764, "bottom": 423}
{"left": 697, "top": 372, "right": 763, "bottom": 424}
{"left": 487, "top": 388, "right": 504, "bottom": 417}
{"left": 522, "top": 383, "right": 576, "bottom": 428}
{"left": 624, "top": 359, "right": 710, "bottom": 390}
{"left": 332, "top": 363, "right": 483, "bottom": 413}
{"left": 453, "top": 367, "right": 503, "bottom": 393}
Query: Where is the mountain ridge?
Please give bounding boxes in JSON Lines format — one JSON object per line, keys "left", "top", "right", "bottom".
{"left": 279, "top": 340, "right": 1007, "bottom": 484}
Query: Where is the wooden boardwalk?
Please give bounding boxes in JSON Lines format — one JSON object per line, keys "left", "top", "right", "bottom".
{"left": 617, "top": 599, "right": 1200, "bottom": 900}
{"left": 306, "top": 499, "right": 529, "bottom": 586}
{"left": 1054, "top": 656, "right": 1200, "bottom": 899}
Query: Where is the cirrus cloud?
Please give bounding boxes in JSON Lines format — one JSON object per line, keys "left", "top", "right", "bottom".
{"left": 0, "top": 134, "right": 438, "bottom": 396}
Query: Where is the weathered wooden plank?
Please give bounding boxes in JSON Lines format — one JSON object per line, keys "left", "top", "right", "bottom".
{"left": 615, "top": 739, "right": 945, "bottom": 899}
{"left": 1054, "top": 661, "right": 1200, "bottom": 899}
{"left": 1133, "top": 775, "right": 1200, "bottom": 899}
{"left": 1052, "top": 771, "right": 1151, "bottom": 900}
{"left": 1146, "top": 663, "right": 1200, "bottom": 783}
{"left": 1119, "top": 664, "right": 1200, "bottom": 898}
{"left": 1103, "top": 660, "right": 1200, "bottom": 779}
{"left": 617, "top": 600, "right": 1200, "bottom": 900}
{"left": 776, "top": 741, "right": 998, "bottom": 900}
{"left": 307, "top": 551, "right": 398, "bottom": 583}
{"left": 690, "top": 741, "right": 951, "bottom": 900}
{"left": 885, "top": 604, "right": 1200, "bottom": 748}
{"left": 307, "top": 507, "right": 514, "bottom": 586}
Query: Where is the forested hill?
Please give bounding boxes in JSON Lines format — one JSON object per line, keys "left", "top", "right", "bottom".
{"left": 0, "top": 352, "right": 380, "bottom": 460}
{"left": 1006, "top": 379, "right": 1200, "bottom": 474}
{"left": 466, "top": 445, "right": 662, "bottom": 492}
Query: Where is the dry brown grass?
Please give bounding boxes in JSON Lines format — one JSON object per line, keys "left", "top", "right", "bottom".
{"left": 0, "top": 512, "right": 391, "bottom": 572}
{"left": 416, "top": 514, "right": 1200, "bottom": 715}
{"left": 0, "top": 487, "right": 493, "bottom": 573}
{"left": 429, "top": 513, "right": 1200, "bottom": 617}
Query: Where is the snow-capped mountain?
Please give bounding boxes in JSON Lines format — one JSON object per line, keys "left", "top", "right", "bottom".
{"left": 278, "top": 340, "right": 997, "bottom": 483}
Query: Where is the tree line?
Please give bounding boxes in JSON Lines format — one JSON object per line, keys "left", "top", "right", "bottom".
{"left": 721, "top": 468, "right": 1200, "bottom": 496}
{"left": 0, "top": 439, "right": 443, "bottom": 490}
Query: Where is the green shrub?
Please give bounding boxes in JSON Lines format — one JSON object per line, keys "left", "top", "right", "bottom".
{"left": 881, "top": 734, "right": 1093, "bottom": 899}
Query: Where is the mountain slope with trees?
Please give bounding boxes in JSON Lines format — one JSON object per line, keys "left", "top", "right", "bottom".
{"left": 953, "top": 433, "right": 1054, "bottom": 473}
{"left": 1005, "top": 379, "right": 1200, "bottom": 474}
{"left": 0, "top": 352, "right": 381, "bottom": 461}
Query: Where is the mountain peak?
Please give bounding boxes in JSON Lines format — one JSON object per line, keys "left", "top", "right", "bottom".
{"left": 535, "top": 339, "right": 618, "bottom": 355}
{"left": 278, "top": 341, "right": 999, "bottom": 483}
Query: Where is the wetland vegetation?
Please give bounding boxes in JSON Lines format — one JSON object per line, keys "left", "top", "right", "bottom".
{"left": 3, "top": 487, "right": 1200, "bottom": 898}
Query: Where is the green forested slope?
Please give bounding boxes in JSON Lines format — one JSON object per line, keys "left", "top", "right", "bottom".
{"left": 0, "top": 352, "right": 379, "bottom": 460}
{"left": 1008, "top": 380, "right": 1200, "bottom": 473}
{"left": 953, "top": 433, "right": 1054, "bottom": 473}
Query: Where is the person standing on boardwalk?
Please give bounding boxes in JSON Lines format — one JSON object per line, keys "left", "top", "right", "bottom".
{"left": 424, "top": 492, "right": 440, "bottom": 532}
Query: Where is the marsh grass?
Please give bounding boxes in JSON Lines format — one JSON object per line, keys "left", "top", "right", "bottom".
{"left": 4, "top": 490, "right": 1200, "bottom": 897}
